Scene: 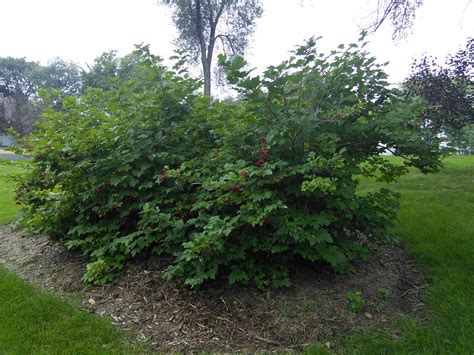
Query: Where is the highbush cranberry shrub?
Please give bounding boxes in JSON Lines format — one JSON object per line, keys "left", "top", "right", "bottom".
{"left": 17, "top": 39, "right": 441, "bottom": 289}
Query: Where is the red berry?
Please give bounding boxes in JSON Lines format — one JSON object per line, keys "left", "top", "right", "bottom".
{"left": 259, "top": 148, "right": 269, "bottom": 159}
{"left": 256, "top": 159, "right": 265, "bottom": 167}
{"left": 95, "top": 187, "right": 100, "bottom": 193}
{"left": 240, "top": 171, "right": 249, "bottom": 179}
{"left": 229, "top": 185, "right": 241, "bottom": 192}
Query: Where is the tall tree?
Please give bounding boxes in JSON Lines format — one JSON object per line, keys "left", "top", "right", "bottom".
{"left": 82, "top": 46, "right": 166, "bottom": 91}
{"left": 162, "top": 0, "right": 263, "bottom": 96}
{"left": 0, "top": 57, "right": 83, "bottom": 134}
{"left": 404, "top": 38, "right": 473, "bottom": 141}
{"left": 82, "top": 51, "right": 120, "bottom": 91}
{"left": 39, "top": 58, "right": 83, "bottom": 96}
{"left": 0, "top": 57, "right": 42, "bottom": 135}
{"left": 0, "top": 57, "right": 40, "bottom": 99}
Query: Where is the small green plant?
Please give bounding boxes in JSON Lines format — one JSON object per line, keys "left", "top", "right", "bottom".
{"left": 370, "top": 303, "right": 382, "bottom": 313}
{"left": 346, "top": 291, "right": 365, "bottom": 313}
{"left": 377, "top": 287, "right": 391, "bottom": 300}
{"left": 82, "top": 258, "right": 120, "bottom": 286}
{"left": 303, "top": 298, "right": 316, "bottom": 313}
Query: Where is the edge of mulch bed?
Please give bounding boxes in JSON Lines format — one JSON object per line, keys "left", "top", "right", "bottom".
{"left": 0, "top": 224, "right": 427, "bottom": 352}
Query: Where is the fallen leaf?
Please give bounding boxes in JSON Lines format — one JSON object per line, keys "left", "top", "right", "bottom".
{"left": 88, "top": 298, "right": 96, "bottom": 305}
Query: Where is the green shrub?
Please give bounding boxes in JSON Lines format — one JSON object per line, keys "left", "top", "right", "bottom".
{"left": 16, "top": 39, "right": 441, "bottom": 289}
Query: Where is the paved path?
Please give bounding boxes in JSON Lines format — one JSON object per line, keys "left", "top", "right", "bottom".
{"left": 0, "top": 154, "right": 30, "bottom": 160}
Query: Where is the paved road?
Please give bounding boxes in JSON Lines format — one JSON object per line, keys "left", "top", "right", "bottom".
{"left": 0, "top": 154, "right": 30, "bottom": 161}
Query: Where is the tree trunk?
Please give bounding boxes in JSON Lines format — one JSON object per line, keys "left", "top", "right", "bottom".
{"left": 202, "top": 60, "right": 212, "bottom": 96}
{"left": 194, "top": 0, "right": 212, "bottom": 96}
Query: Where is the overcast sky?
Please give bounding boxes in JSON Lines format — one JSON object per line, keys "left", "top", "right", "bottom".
{"left": 1, "top": 0, "right": 473, "bottom": 85}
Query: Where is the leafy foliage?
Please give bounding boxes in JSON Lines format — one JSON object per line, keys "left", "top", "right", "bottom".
{"left": 0, "top": 57, "right": 42, "bottom": 134}
{"left": 161, "top": 0, "right": 263, "bottom": 95}
{"left": 404, "top": 38, "right": 473, "bottom": 141}
{"left": 377, "top": 287, "right": 390, "bottom": 300}
{"left": 16, "top": 39, "right": 441, "bottom": 289}
{"left": 39, "top": 58, "right": 83, "bottom": 96}
{"left": 0, "top": 56, "right": 82, "bottom": 135}
{"left": 346, "top": 291, "right": 365, "bottom": 313}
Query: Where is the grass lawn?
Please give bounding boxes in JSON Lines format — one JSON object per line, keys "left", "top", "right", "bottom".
{"left": 0, "top": 270, "right": 147, "bottom": 354}
{"left": 0, "top": 160, "right": 147, "bottom": 354}
{"left": 309, "top": 156, "right": 474, "bottom": 354}
{"left": 0, "top": 160, "right": 24, "bottom": 225}
{"left": 0, "top": 157, "right": 473, "bottom": 353}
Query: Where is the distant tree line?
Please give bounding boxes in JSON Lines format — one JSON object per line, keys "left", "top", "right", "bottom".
{"left": 3, "top": 40, "right": 471, "bottom": 153}
{"left": 0, "top": 49, "right": 160, "bottom": 136}
{"left": 0, "top": 57, "right": 82, "bottom": 135}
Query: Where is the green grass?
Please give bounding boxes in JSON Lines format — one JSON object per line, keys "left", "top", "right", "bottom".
{"left": 1, "top": 157, "right": 473, "bottom": 353}
{"left": 0, "top": 269, "right": 147, "bottom": 354}
{"left": 0, "top": 160, "right": 24, "bottom": 225}
{"left": 0, "top": 159, "right": 148, "bottom": 353}
{"left": 315, "top": 156, "right": 474, "bottom": 354}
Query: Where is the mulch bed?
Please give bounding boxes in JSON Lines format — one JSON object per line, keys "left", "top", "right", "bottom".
{"left": 0, "top": 224, "right": 427, "bottom": 352}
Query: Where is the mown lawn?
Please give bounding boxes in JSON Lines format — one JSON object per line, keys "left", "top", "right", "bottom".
{"left": 0, "top": 160, "right": 24, "bottom": 225}
{"left": 0, "top": 160, "right": 147, "bottom": 354}
{"left": 310, "top": 156, "right": 474, "bottom": 354}
{"left": 1, "top": 157, "right": 473, "bottom": 353}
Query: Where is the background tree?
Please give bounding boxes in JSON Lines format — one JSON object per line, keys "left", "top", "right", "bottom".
{"left": 364, "top": 0, "right": 473, "bottom": 40}
{"left": 365, "top": 0, "right": 424, "bottom": 40}
{"left": 39, "top": 58, "right": 83, "bottom": 96}
{"left": 0, "top": 57, "right": 83, "bottom": 135}
{"left": 0, "top": 57, "right": 40, "bottom": 99}
{"left": 161, "top": 0, "right": 263, "bottom": 96}
{"left": 0, "top": 96, "right": 9, "bottom": 134}
{"left": 82, "top": 51, "right": 120, "bottom": 91}
{"left": 404, "top": 38, "right": 473, "bottom": 144}
{"left": 0, "top": 57, "right": 42, "bottom": 135}
{"left": 82, "top": 45, "right": 171, "bottom": 92}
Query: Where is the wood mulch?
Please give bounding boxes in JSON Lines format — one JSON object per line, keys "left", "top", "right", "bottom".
{"left": 0, "top": 224, "right": 427, "bottom": 352}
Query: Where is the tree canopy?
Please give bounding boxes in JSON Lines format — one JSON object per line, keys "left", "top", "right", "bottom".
{"left": 404, "top": 38, "right": 473, "bottom": 142}
{"left": 162, "top": 0, "right": 263, "bottom": 95}
{"left": 0, "top": 57, "right": 42, "bottom": 134}
{"left": 0, "top": 57, "right": 82, "bottom": 134}
{"left": 0, "top": 57, "right": 40, "bottom": 99}
{"left": 39, "top": 58, "right": 83, "bottom": 96}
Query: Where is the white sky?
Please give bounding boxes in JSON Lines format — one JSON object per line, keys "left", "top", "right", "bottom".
{"left": 1, "top": 0, "right": 473, "bottom": 85}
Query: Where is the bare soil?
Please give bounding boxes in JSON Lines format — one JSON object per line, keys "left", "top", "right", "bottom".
{"left": 0, "top": 224, "right": 426, "bottom": 352}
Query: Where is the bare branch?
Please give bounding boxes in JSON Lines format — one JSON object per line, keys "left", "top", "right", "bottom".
{"left": 364, "top": 0, "right": 424, "bottom": 40}
{"left": 215, "top": 34, "right": 237, "bottom": 56}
